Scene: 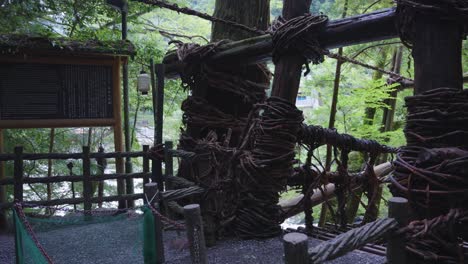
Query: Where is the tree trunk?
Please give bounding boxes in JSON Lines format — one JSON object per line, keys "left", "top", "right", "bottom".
{"left": 179, "top": 0, "right": 270, "bottom": 241}
{"left": 212, "top": 0, "right": 270, "bottom": 42}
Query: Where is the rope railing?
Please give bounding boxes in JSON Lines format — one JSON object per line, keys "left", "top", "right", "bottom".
{"left": 308, "top": 218, "right": 398, "bottom": 263}
{"left": 299, "top": 124, "right": 398, "bottom": 154}
{"left": 0, "top": 151, "right": 149, "bottom": 161}
{"left": 14, "top": 203, "right": 55, "bottom": 264}
{"left": 0, "top": 172, "right": 152, "bottom": 186}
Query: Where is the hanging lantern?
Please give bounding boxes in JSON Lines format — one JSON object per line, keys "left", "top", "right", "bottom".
{"left": 137, "top": 70, "right": 150, "bottom": 95}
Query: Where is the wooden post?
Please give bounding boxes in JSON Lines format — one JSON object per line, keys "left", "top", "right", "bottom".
{"left": 13, "top": 146, "right": 23, "bottom": 203}
{"left": 386, "top": 197, "right": 408, "bottom": 264}
{"left": 164, "top": 141, "right": 173, "bottom": 178}
{"left": 121, "top": 2, "right": 134, "bottom": 208}
{"left": 13, "top": 207, "right": 23, "bottom": 264}
{"left": 412, "top": 13, "right": 464, "bottom": 93}
{"left": 96, "top": 146, "right": 106, "bottom": 208}
{"left": 283, "top": 233, "right": 309, "bottom": 264}
{"left": 144, "top": 183, "right": 165, "bottom": 264}
{"left": 82, "top": 146, "right": 92, "bottom": 215}
{"left": 184, "top": 204, "right": 207, "bottom": 264}
{"left": 0, "top": 129, "right": 6, "bottom": 230}
{"left": 269, "top": 0, "right": 312, "bottom": 102}
{"left": 143, "top": 145, "right": 150, "bottom": 186}
{"left": 113, "top": 57, "right": 126, "bottom": 209}
{"left": 67, "top": 161, "right": 77, "bottom": 211}
{"left": 164, "top": 141, "right": 175, "bottom": 219}
{"left": 153, "top": 64, "right": 166, "bottom": 212}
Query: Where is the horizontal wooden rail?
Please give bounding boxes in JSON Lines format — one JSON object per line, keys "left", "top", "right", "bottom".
{"left": 0, "top": 172, "right": 151, "bottom": 185}
{"left": 0, "top": 151, "right": 148, "bottom": 161}
{"left": 163, "top": 8, "right": 397, "bottom": 77}
{"left": 0, "top": 193, "right": 145, "bottom": 210}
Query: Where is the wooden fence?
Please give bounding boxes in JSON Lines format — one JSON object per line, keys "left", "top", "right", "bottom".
{"left": 0, "top": 143, "right": 173, "bottom": 211}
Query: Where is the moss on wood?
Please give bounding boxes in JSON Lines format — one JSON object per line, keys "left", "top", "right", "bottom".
{"left": 0, "top": 34, "right": 136, "bottom": 57}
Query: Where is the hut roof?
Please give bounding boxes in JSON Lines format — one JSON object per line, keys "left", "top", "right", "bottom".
{"left": 0, "top": 34, "right": 136, "bottom": 57}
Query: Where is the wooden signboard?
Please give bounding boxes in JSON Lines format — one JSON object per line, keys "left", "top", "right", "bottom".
{"left": 0, "top": 56, "right": 122, "bottom": 129}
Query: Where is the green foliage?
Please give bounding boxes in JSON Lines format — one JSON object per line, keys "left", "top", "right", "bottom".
{"left": 1, "top": 0, "right": 464, "bottom": 216}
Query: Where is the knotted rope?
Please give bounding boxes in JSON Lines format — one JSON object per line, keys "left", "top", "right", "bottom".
{"left": 271, "top": 14, "right": 329, "bottom": 67}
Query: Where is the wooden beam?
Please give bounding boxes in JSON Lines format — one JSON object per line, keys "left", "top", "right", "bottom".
{"left": 163, "top": 8, "right": 398, "bottom": 77}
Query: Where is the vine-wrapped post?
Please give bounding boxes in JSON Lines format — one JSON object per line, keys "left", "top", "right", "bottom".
{"left": 283, "top": 233, "right": 308, "bottom": 264}
{"left": 144, "top": 182, "right": 165, "bottom": 264}
{"left": 184, "top": 204, "right": 207, "bottom": 264}
{"left": 386, "top": 197, "right": 408, "bottom": 264}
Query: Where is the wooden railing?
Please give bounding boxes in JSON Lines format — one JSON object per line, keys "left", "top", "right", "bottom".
{"left": 0, "top": 144, "right": 169, "bottom": 211}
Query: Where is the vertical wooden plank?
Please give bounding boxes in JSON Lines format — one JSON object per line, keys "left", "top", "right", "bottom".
{"left": 67, "top": 161, "right": 77, "bottom": 211}
{"left": 150, "top": 59, "right": 157, "bottom": 143}
{"left": 123, "top": 54, "right": 134, "bottom": 209}
{"left": 184, "top": 204, "right": 207, "bottom": 264}
{"left": 154, "top": 64, "right": 166, "bottom": 213}
{"left": 13, "top": 146, "right": 23, "bottom": 203}
{"left": 283, "top": 233, "right": 309, "bottom": 264}
{"left": 412, "top": 15, "right": 463, "bottom": 93}
{"left": 143, "top": 145, "right": 150, "bottom": 186}
{"left": 144, "top": 183, "right": 165, "bottom": 264}
{"left": 82, "top": 146, "right": 92, "bottom": 215}
{"left": 0, "top": 129, "right": 6, "bottom": 230}
{"left": 386, "top": 197, "right": 408, "bottom": 264}
{"left": 96, "top": 145, "right": 106, "bottom": 208}
{"left": 164, "top": 141, "right": 173, "bottom": 178}
{"left": 113, "top": 57, "right": 126, "bottom": 209}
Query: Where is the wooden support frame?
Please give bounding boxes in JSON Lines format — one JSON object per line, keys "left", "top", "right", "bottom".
{"left": 163, "top": 8, "right": 398, "bottom": 77}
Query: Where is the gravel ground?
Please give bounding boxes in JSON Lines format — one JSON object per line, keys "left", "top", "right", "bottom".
{"left": 166, "top": 236, "right": 385, "bottom": 264}
{"left": 0, "top": 217, "right": 385, "bottom": 264}
{"left": 0, "top": 232, "right": 15, "bottom": 263}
